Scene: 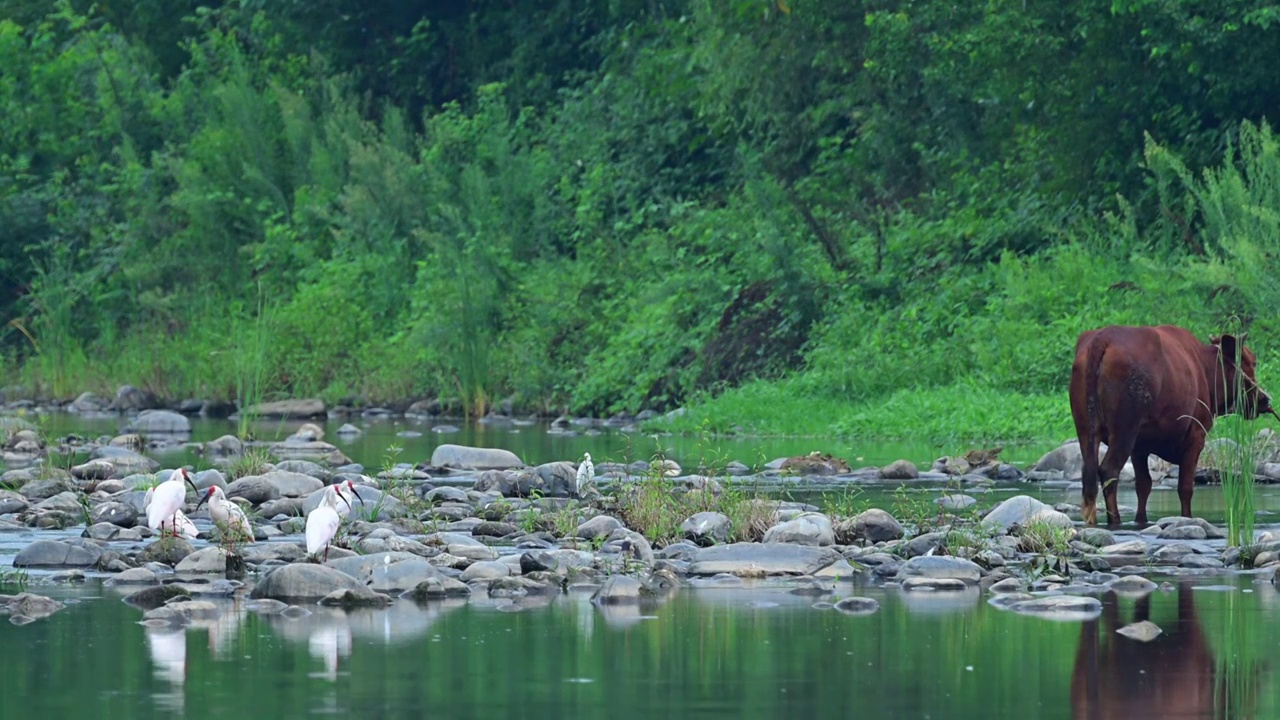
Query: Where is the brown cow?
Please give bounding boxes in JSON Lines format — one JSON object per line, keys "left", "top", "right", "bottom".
{"left": 1070, "top": 583, "right": 1259, "bottom": 720}
{"left": 1069, "top": 325, "right": 1271, "bottom": 526}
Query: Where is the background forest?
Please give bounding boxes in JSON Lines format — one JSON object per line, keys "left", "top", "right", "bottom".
{"left": 4, "top": 0, "right": 1280, "bottom": 442}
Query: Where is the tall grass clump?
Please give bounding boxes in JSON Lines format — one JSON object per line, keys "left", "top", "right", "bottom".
{"left": 229, "top": 289, "right": 275, "bottom": 440}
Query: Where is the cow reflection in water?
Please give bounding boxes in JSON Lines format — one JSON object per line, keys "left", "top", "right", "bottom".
{"left": 1071, "top": 583, "right": 1258, "bottom": 720}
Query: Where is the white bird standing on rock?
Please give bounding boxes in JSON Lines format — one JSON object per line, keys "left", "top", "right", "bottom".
{"left": 147, "top": 468, "right": 200, "bottom": 539}
{"left": 194, "top": 486, "right": 255, "bottom": 544}
{"left": 306, "top": 489, "right": 353, "bottom": 561}
{"left": 576, "top": 452, "right": 594, "bottom": 497}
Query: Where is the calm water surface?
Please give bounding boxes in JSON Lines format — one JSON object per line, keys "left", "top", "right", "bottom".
{"left": 1, "top": 576, "right": 1277, "bottom": 719}
{"left": 6, "top": 415, "right": 1280, "bottom": 719}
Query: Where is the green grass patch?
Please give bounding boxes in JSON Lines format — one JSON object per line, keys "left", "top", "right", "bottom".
{"left": 654, "top": 377, "right": 1074, "bottom": 444}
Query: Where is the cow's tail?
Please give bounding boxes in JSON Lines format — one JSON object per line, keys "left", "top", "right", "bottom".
{"left": 1080, "top": 339, "right": 1106, "bottom": 492}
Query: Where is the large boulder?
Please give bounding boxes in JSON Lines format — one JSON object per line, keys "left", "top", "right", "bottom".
{"left": 983, "top": 495, "right": 1074, "bottom": 531}
{"left": 12, "top": 539, "right": 104, "bottom": 568}
{"left": 681, "top": 512, "right": 732, "bottom": 546}
{"left": 88, "top": 447, "right": 159, "bottom": 475}
{"left": 249, "top": 564, "right": 365, "bottom": 600}
{"left": 110, "top": 384, "right": 157, "bottom": 411}
{"left": 687, "top": 543, "right": 841, "bottom": 577}
{"left": 894, "top": 556, "right": 984, "bottom": 585}
{"left": 327, "top": 554, "right": 444, "bottom": 593}
{"left": 835, "top": 509, "right": 904, "bottom": 544}
{"left": 125, "top": 410, "right": 191, "bottom": 434}
{"left": 430, "top": 444, "right": 524, "bottom": 471}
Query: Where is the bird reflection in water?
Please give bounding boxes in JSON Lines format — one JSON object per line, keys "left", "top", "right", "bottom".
{"left": 1070, "top": 581, "right": 1262, "bottom": 720}
{"left": 145, "top": 627, "right": 187, "bottom": 713}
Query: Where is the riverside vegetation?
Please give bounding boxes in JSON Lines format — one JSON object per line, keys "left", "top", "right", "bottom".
{"left": 5, "top": 2, "right": 1280, "bottom": 443}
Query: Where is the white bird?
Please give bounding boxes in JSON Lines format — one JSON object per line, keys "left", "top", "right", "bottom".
{"left": 158, "top": 510, "right": 199, "bottom": 540}
{"left": 147, "top": 468, "right": 199, "bottom": 539}
{"left": 576, "top": 452, "right": 594, "bottom": 497}
{"left": 194, "top": 486, "right": 255, "bottom": 545}
{"left": 306, "top": 491, "right": 352, "bottom": 561}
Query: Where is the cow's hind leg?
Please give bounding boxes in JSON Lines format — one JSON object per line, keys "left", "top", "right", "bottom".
{"left": 1132, "top": 452, "right": 1154, "bottom": 526}
{"left": 1098, "top": 428, "right": 1138, "bottom": 527}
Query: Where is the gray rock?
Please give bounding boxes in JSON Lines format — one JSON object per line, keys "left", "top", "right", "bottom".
{"left": 832, "top": 597, "right": 880, "bottom": 615}
{"left": 203, "top": 435, "right": 244, "bottom": 457}
{"left": 1007, "top": 595, "right": 1103, "bottom": 617}
{"left": 126, "top": 410, "right": 191, "bottom": 434}
{"left": 403, "top": 577, "right": 472, "bottom": 600}
{"left": 122, "top": 585, "right": 191, "bottom": 610}
{"left": 763, "top": 512, "right": 834, "bottom": 546}
{"left": 902, "top": 577, "right": 971, "bottom": 592}
{"left": 1, "top": 592, "right": 65, "bottom": 620}
{"left": 937, "top": 494, "right": 977, "bottom": 511}
{"left": 104, "top": 567, "right": 159, "bottom": 586}
{"left": 68, "top": 391, "right": 106, "bottom": 413}
{"left": 983, "top": 495, "right": 1074, "bottom": 530}
{"left": 1117, "top": 620, "right": 1163, "bottom": 642}
{"left": 249, "top": 564, "right": 364, "bottom": 600}
{"left": 894, "top": 556, "right": 983, "bottom": 584}
{"left": 681, "top": 512, "right": 732, "bottom": 546}
{"left": 137, "top": 538, "right": 195, "bottom": 566}
{"left": 424, "top": 487, "right": 470, "bottom": 504}
{"left": 35, "top": 491, "right": 83, "bottom": 513}
{"left": 111, "top": 385, "right": 156, "bottom": 411}
{"left": 1109, "top": 575, "right": 1158, "bottom": 594}
{"left": 89, "top": 447, "right": 160, "bottom": 475}
{"left": 336, "top": 423, "right": 362, "bottom": 436}
{"left": 0, "top": 490, "right": 29, "bottom": 514}
{"left": 276, "top": 460, "right": 329, "bottom": 480}
{"left": 12, "top": 539, "right": 103, "bottom": 568}
{"left": 1099, "top": 540, "right": 1148, "bottom": 555}
{"left": 904, "top": 532, "right": 946, "bottom": 558}
{"left": 430, "top": 444, "right": 524, "bottom": 470}
{"left": 91, "top": 501, "right": 138, "bottom": 527}
{"left": 880, "top": 459, "right": 919, "bottom": 480}
{"left": 1160, "top": 525, "right": 1207, "bottom": 541}
{"left": 318, "top": 586, "right": 391, "bottom": 607}
{"left": 20, "top": 479, "right": 75, "bottom": 501}
{"left": 688, "top": 543, "right": 842, "bottom": 577}
{"left": 1076, "top": 528, "right": 1115, "bottom": 548}
{"left": 224, "top": 476, "right": 280, "bottom": 505}
{"left": 174, "top": 547, "right": 231, "bottom": 573}
{"left": 575, "top": 515, "right": 623, "bottom": 540}
{"left": 144, "top": 599, "right": 222, "bottom": 623}
{"left": 241, "top": 543, "right": 305, "bottom": 564}
{"left": 460, "top": 560, "right": 511, "bottom": 581}
{"left": 592, "top": 575, "right": 644, "bottom": 604}
{"left": 835, "top": 508, "right": 904, "bottom": 544}
{"left": 242, "top": 398, "right": 326, "bottom": 419}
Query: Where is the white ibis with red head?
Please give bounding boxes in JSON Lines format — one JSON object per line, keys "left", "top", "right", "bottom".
{"left": 147, "top": 468, "right": 200, "bottom": 539}
{"left": 194, "top": 486, "right": 255, "bottom": 545}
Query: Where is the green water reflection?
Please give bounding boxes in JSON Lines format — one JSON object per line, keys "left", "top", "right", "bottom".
{"left": 33, "top": 413, "right": 1061, "bottom": 471}
{"left": 1, "top": 577, "right": 1277, "bottom": 719}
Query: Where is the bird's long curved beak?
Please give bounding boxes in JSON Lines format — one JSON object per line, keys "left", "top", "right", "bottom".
{"left": 348, "top": 483, "right": 365, "bottom": 506}
{"left": 193, "top": 489, "right": 211, "bottom": 512}
{"left": 338, "top": 493, "right": 352, "bottom": 511}
{"left": 183, "top": 472, "right": 199, "bottom": 496}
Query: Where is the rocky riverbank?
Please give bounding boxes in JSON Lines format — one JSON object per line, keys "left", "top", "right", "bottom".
{"left": 5, "top": 402, "right": 1280, "bottom": 628}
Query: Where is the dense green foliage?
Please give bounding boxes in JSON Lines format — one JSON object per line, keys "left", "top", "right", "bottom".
{"left": 4, "top": 1, "right": 1280, "bottom": 439}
